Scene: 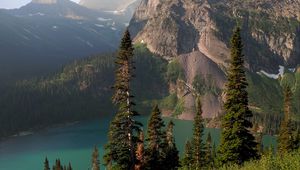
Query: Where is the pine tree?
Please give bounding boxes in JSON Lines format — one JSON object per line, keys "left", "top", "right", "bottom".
{"left": 163, "top": 121, "right": 180, "bottom": 170}
{"left": 205, "top": 132, "right": 213, "bottom": 168}
{"left": 104, "top": 29, "right": 142, "bottom": 170}
{"left": 278, "top": 86, "right": 295, "bottom": 154}
{"left": 218, "top": 27, "right": 259, "bottom": 165}
{"left": 182, "top": 140, "right": 193, "bottom": 169}
{"left": 135, "top": 131, "right": 145, "bottom": 170}
{"left": 44, "top": 157, "right": 50, "bottom": 170}
{"left": 144, "top": 105, "right": 166, "bottom": 170}
{"left": 92, "top": 146, "right": 100, "bottom": 170}
{"left": 192, "top": 97, "right": 205, "bottom": 169}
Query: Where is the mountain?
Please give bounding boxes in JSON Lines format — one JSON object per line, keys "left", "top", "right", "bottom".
{"left": 128, "top": 0, "right": 300, "bottom": 119}
{"left": 130, "top": 0, "right": 300, "bottom": 72}
{"left": 0, "top": 0, "right": 129, "bottom": 82}
{"left": 79, "top": 0, "right": 141, "bottom": 22}
{"left": 79, "top": 0, "right": 140, "bottom": 11}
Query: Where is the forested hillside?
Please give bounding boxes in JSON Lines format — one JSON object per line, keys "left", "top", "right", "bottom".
{"left": 0, "top": 44, "right": 168, "bottom": 138}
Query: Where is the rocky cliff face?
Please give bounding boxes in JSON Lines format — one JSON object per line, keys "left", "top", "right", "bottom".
{"left": 129, "top": 0, "right": 300, "bottom": 118}
{"left": 130, "top": 0, "right": 300, "bottom": 71}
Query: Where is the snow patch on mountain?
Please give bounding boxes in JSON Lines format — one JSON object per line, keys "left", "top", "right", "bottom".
{"left": 258, "top": 65, "right": 285, "bottom": 79}
{"left": 97, "top": 17, "right": 112, "bottom": 22}
{"left": 95, "top": 24, "right": 105, "bottom": 28}
{"left": 28, "top": 12, "right": 45, "bottom": 16}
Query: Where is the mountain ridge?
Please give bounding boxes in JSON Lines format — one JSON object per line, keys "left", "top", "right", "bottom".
{"left": 0, "top": 0, "right": 130, "bottom": 81}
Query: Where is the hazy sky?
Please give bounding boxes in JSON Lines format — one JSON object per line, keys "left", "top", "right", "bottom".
{"left": 0, "top": 0, "right": 80, "bottom": 9}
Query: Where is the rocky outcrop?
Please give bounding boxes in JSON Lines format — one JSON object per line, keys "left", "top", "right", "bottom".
{"left": 176, "top": 51, "right": 226, "bottom": 119}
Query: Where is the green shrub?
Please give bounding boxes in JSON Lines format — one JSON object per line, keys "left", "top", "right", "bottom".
{"left": 166, "top": 60, "right": 185, "bottom": 83}
{"left": 220, "top": 149, "right": 300, "bottom": 170}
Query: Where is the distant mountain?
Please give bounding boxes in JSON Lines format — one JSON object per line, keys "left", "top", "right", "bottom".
{"left": 79, "top": 0, "right": 140, "bottom": 11}
{"left": 0, "top": 0, "right": 130, "bottom": 82}
{"left": 31, "top": 0, "right": 58, "bottom": 4}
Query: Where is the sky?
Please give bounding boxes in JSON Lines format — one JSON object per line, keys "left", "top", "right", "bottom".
{"left": 0, "top": 0, "right": 80, "bottom": 9}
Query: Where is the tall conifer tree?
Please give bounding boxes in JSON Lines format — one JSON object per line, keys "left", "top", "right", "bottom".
{"left": 218, "top": 27, "right": 258, "bottom": 165}
{"left": 104, "top": 29, "right": 141, "bottom": 170}
{"left": 192, "top": 97, "right": 205, "bottom": 169}
{"left": 182, "top": 140, "right": 193, "bottom": 169}
{"left": 205, "top": 132, "right": 213, "bottom": 168}
{"left": 278, "top": 86, "right": 295, "bottom": 154}
{"left": 144, "top": 105, "right": 166, "bottom": 170}
{"left": 163, "top": 121, "right": 180, "bottom": 170}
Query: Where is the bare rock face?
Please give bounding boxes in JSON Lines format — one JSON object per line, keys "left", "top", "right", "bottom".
{"left": 176, "top": 51, "right": 226, "bottom": 119}
{"left": 129, "top": 0, "right": 300, "bottom": 118}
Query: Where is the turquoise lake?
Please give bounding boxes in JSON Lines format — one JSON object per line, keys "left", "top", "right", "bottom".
{"left": 0, "top": 115, "right": 276, "bottom": 170}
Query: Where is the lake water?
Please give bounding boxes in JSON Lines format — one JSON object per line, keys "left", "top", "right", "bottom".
{"left": 0, "top": 115, "right": 276, "bottom": 170}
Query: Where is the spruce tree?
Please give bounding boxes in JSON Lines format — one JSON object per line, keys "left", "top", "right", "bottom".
{"left": 144, "top": 105, "right": 166, "bottom": 170}
{"left": 278, "top": 86, "right": 295, "bottom": 154}
{"left": 163, "top": 121, "right": 180, "bottom": 170}
{"left": 44, "top": 157, "right": 50, "bottom": 170}
{"left": 182, "top": 140, "right": 193, "bottom": 169}
{"left": 92, "top": 146, "right": 100, "bottom": 170}
{"left": 205, "top": 132, "right": 213, "bottom": 168}
{"left": 192, "top": 97, "right": 205, "bottom": 169}
{"left": 104, "top": 29, "right": 142, "bottom": 170}
{"left": 218, "top": 27, "right": 258, "bottom": 165}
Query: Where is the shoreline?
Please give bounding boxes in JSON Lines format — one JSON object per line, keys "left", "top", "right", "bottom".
{"left": 0, "top": 121, "right": 80, "bottom": 143}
